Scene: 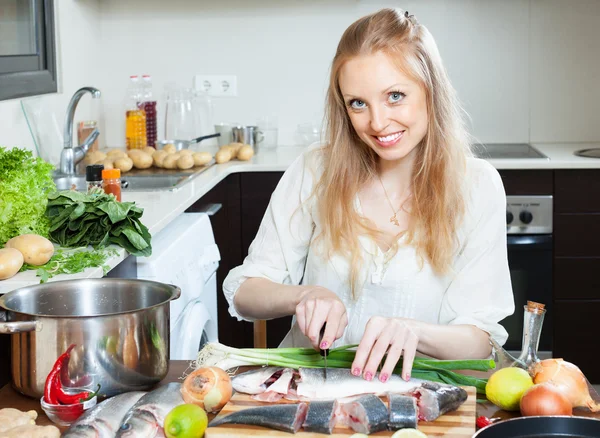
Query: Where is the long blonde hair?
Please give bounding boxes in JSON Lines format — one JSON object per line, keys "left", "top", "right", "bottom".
{"left": 315, "top": 8, "right": 472, "bottom": 298}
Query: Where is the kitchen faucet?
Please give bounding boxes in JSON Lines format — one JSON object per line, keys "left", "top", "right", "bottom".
{"left": 59, "top": 86, "right": 101, "bottom": 175}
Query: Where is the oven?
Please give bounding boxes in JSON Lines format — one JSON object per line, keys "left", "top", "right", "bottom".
{"left": 500, "top": 195, "right": 553, "bottom": 358}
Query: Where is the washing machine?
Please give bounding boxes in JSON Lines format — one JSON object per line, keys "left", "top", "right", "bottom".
{"left": 137, "top": 212, "right": 220, "bottom": 360}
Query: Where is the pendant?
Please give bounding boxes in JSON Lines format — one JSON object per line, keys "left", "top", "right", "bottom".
{"left": 390, "top": 213, "right": 400, "bottom": 226}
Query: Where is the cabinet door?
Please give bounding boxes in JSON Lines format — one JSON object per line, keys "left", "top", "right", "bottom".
{"left": 240, "top": 172, "right": 292, "bottom": 348}
{"left": 553, "top": 300, "right": 600, "bottom": 383}
{"left": 187, "top": 174, "right": 254, "bottom": 349}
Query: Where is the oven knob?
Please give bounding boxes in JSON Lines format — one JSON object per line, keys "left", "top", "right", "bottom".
{"left": 519, "top": 211, "right": 533, "bottom": 224}
{"left": 506, "top": 211, "right": 514, "bottom": 225}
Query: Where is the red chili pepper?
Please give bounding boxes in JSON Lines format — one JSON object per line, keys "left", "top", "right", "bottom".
{"left": 56, "top": 381, "right": 101, "bottom": 405}
{"left": 43, "top": 344, "right": 76, "bottom": 404}
{"left": 476, "top": 416, "right": 493, "bottom": 429}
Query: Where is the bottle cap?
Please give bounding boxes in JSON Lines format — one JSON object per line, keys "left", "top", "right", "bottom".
{"left": 102, "top": 169, "right": 121, "bottom": 179}
{"left": 86, "top": 164, "right": 104, "bottom": 181}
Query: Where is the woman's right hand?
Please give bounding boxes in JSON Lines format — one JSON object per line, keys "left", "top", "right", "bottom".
{"left": 295, "top": 286, "right": 348, "bottom": 350}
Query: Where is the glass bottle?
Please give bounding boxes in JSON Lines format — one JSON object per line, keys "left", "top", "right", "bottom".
{"left": 516, "top": 301, "right": 546, "bottom": 369}
{"left": 86, "top": 164, "right": 104, "bottom": 192}
{"left": 102, "top": 168, "right": 122, "bottom": 202}
{"left": 140, "top": 74, "right": 157, "bottom": 149}
{"left": 125, "top": 75, "right": 147, "bottom": 150}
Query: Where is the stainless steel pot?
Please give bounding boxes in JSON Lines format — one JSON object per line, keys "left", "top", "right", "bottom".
{"left": 0, "top": 278, "right": 180, "bottom": 399}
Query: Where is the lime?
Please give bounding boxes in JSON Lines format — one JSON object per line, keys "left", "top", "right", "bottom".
{"left": 164, "top": 404, "right": 208, "bottom": 438}
{"left": 391, "top": 429, "right": 428, "bottom": 437}
{"left": 485, "top": 367, "right": 534, "bottom": 411}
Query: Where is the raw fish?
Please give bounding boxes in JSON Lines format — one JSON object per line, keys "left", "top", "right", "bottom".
{"left": 209, "top": 403, "right": 309, "bottom": 434}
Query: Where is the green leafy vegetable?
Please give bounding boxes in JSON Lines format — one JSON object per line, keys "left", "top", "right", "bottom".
{"left": 0, "top": 146, "right": 55, "bottom": 246}
{"left": 19, "top": 247, "right": 118, "bottom": 283}
{"left": 46, "top": 189, "right": 152, "bottom": 257}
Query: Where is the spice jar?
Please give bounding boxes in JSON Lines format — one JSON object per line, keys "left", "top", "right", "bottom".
{"left": 86, "top": 164, "right": 104, "bottom": 192}
{"left": 102, "top": 168, "right": 122, "bottom": 202}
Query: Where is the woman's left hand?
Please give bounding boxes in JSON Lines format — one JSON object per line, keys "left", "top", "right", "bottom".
{"left": 351, "top": 316, "right": 420, "bottom": 383}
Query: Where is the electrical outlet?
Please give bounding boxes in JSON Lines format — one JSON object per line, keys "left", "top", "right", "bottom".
{"left": 194, "top": 75, "right": 237, "bottom": 97}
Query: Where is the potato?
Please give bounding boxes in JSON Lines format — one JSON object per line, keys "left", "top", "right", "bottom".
{"left": 0, "top": 248, "right": 24, "bottom": 280}
{"left": 152, "top": 150, "right": 168, "bottom": 168}
{"left": 130, "top": 152, "right": 153, "bottom": 169}
{"left": 177, "top": 154, "right": 194, "bottom": 170}
{"left": 114, "top": 157, "right": 134, "bottom": 172}
{"left": 100, "top": 159, "right": 114, "bottom": 170}
{"left": 5, "top": 234, "right": 54, "bottom": 266}
{"left": 237, "top": 145, "right": 254, "bottom": 161}
{"left": 85, "top": 150, "right": 106, "bottom": 164}
{"left": 163, "top": 154, "right": 179, "bottom": 169}
{"left": 143, "top": 146, "right": 156, "bottom": 155}
{"left": 215, "top": 149, "right": 232, "bottom": 164}
{"left": 228, "top": 142, "right": 244, "bottom": 157}
{"left": 219, "top": 145, "right": 235, "bottom": 158}
{"left": 179, "top": 149, "right": 193, "bottom": 156}
{"left": 193, "top": 152, "right": 213, "bottom": 167}
{"left": 171, "top": 152, "right": 181, "bottom": 160}
{"left": 162, "top": 143, "right": 177, "bottom": 154}
{"left": 107, "top": 149, "right": 127, "bottom": 159}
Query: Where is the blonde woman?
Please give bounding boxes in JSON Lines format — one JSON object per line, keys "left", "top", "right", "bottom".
{"left": 223, "top": 8, "right": 514, "bottom": 383}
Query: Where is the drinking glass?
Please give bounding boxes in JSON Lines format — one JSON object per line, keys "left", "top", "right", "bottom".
{"left": 257, "top": 115, "right": 278, "bottom": 149}
{"left": 164, "top": 88, "right": 196, "bottom": 142}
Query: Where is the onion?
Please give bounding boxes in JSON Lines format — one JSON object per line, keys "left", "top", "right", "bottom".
{"left": 520, "top": 382, "right": 572, "bottom": 416}
{"left": 181, "top": 366, "right": 232, "bottom": 413}
{"left": 531, "top": 358, "right": 600, "bottom": 412}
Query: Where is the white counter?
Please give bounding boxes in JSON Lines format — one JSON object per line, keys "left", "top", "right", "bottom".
{"left": 1, "top": 142, "right": 599, "bottom": 294}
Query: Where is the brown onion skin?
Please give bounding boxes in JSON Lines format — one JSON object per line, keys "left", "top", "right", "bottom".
{"left": 520, "top": 383, "right": 573, "bottom": 417}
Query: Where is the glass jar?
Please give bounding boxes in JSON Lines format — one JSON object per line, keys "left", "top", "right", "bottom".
{"left": 102, "top": 168, "right": 121, "bottom": 202}
{"left": 86, "top": 164, "right": 104, "bottom": 192}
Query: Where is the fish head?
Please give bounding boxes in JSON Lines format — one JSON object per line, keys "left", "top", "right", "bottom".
{"left": 116, "top": 410, "right": 161, "bottom": 438}
{"left": 62, "top": 424, "right": 99, "bottom": 438}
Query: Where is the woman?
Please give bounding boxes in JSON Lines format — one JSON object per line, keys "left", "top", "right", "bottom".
{"left": 223, "top": 8, "right": 514, "bottom": 383}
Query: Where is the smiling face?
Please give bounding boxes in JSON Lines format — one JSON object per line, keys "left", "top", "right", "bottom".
{"left": 339, "top": 51, "right": 428, "bottom": 164}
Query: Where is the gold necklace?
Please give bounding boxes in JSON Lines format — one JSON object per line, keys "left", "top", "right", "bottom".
{"left": 378, "top": 176, "right": 401, "bottom": 226}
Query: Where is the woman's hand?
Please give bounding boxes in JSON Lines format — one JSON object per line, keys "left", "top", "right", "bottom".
{"left": 351, "top": 316, "right": 420, "bottom": 382}
{"left": 295, "top": 286, "right": 348, "bottom": 350}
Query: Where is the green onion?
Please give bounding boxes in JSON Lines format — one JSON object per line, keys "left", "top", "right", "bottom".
{"left": 196, "top": 342, "right": 492, "bottom": 394}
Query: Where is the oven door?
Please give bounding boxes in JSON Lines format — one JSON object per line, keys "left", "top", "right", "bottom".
{"left": 500, "top": 234, "right": 553, "bottom": 356}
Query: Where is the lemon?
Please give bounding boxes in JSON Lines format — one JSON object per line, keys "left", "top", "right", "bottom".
{"left": 391, "top": 429, "right": 428, "bottom": 438}
{"left": 164, "top": 404, "right": 208, "bottom": 438}
{"left": 485, "top": 367, "right": 534, "bottom": 411}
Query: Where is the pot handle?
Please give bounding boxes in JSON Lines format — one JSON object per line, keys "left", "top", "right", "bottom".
{"left": 0, "top": 311, "right": 40, "bottom": 334}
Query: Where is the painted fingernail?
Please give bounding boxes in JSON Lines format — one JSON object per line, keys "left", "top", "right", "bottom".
{"left": 364, "top": 372, "right": 373, "bottom": 381}
{"left": 404, "top": 373, "right": 410, "bottom": 381}
{"left": 380, "top": 373, "right": 388, "bottom": 383}
{"left": 352, "top": 368, "right": 361, "bottom": 376}
{"left": 320, "top": 341, "right": 328, "bottom": 349}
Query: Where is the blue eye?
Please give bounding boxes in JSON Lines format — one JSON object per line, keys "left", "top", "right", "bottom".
{"left": 349, "top": 99, "right": 366, "bottom": 109}
{"left": 388, "top": 91, "right": 406, "bottom": 104}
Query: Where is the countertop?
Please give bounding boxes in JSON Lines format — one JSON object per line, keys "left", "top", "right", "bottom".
{"left": 1, "top": 142, "right": 599, "bottom": 294}
{"left": 4, "top": 360, "right": 599, "bottom": 435}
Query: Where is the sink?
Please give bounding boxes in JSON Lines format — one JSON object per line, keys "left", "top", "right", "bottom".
{"left": 53, "top": 171, "right": 200, "bottom": 192}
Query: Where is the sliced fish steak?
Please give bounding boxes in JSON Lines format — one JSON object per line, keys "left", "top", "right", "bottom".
{"left": 209, "top": 403, "right": 309, "bottom": 434}
{"left": 302, "top": 400, "right": 338, "bottom": 434}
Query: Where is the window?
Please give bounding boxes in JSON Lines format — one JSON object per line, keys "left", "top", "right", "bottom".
{"left": 0, "top": 0, "right": 56, "bottom": 101}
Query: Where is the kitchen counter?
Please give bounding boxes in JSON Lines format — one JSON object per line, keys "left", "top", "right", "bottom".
{"left": 1, "top": 142, "right": 600, "bottom": 294}
{"left": 3, "top": 360, "right": 598, "bottom": 435}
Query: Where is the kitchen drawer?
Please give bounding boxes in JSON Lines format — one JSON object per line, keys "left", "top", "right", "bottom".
{"left": 554, "top": 257, "right": 600, "bottom": 299}
{"left": 498, "top": 170, "right": 553, "bottom": 196}
{"left": 555, "top": 170, "right": 600, "bottom": 213}
{"left": 553, "top": 300, "right": 600, "bottom": 383}
{"left": 554, "top": 214, "right": 600, "bottom": 257}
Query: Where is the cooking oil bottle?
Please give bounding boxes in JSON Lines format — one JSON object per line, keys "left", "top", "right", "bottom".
{"left": 125, "top": 75, "right": 147, "bottom": 150}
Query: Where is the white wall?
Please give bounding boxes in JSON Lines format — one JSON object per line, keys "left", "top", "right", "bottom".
{"left": 1, "top": 0, "right": 599, "bottom": 156}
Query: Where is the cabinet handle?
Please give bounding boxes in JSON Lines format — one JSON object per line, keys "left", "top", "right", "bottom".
{"left": 196, "top": 203, "right": 222, "bottom": 216}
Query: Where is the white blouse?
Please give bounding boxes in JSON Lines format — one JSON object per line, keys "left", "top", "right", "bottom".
{"left": 223, "top": 145, "right": 515, "bottom": 349}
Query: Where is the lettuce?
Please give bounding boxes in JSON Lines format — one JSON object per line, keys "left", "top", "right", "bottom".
{"left": 0, "top": 146, "right": 56, "bottom": 246}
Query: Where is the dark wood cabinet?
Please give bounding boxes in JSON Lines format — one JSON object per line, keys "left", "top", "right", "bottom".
{"left": 188, "top": 171, "right": 287, "bottom": 349}
{"left": 552, "top": 170, "right": 600, "bottom": 383}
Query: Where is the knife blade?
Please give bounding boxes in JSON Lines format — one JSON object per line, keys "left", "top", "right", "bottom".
{"left": 319, "top": 326, "right": 329, "bottom": 380}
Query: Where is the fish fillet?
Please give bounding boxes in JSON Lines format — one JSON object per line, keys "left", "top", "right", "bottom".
{"left": 338, "top": 394, "right": 388, "bottom": 434}
{"left": 209, "top": 403, "right": 309, "bottom": 434}
{"left": 411, "top": 381, "right": 468, "bottom": 421}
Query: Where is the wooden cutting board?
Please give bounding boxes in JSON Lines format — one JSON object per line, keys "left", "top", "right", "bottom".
{"left": 206, "top": 386, "right": 476, "bottom": 437}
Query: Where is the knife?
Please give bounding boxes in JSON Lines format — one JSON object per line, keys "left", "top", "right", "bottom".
{"left": 319, "top": 326, "right": 329, "bottom": 380}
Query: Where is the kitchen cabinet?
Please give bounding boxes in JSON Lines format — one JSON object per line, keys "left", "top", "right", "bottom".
{"left": 552, "top": 170, "right": 600, "bottom": 383}
{"left": 188, "top": 172, "right": 289, "bottom": 349}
